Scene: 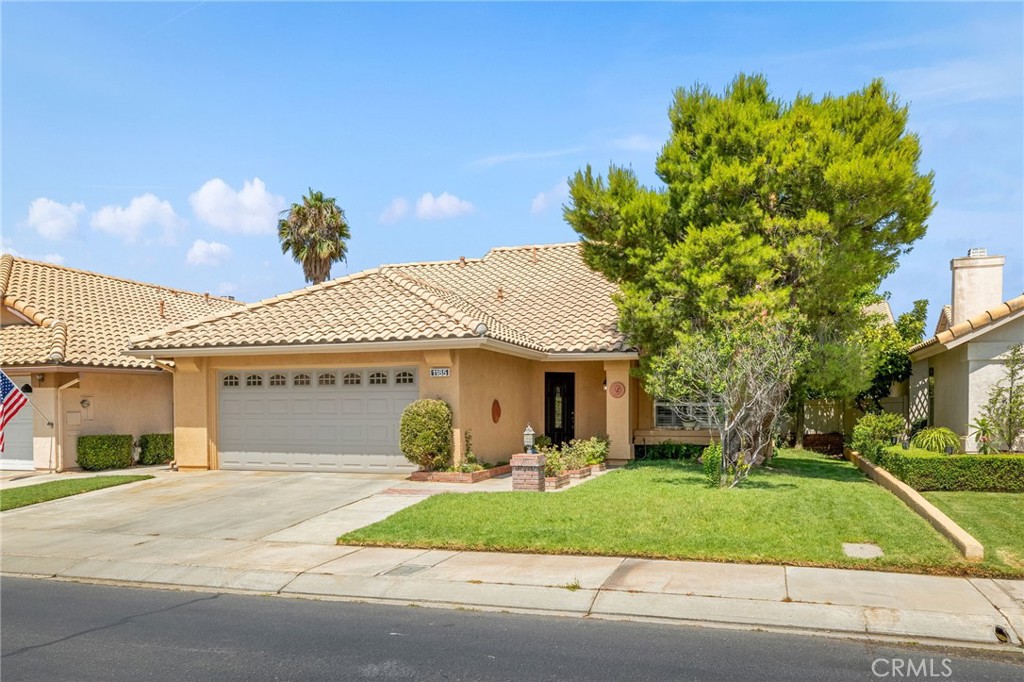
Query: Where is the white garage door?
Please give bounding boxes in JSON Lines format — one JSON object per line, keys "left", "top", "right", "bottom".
{"left": 218, "top": 367, "right": 418, "bottom": 472}
{"left": 1, "top": 378, "right": 34, "bottom": 471}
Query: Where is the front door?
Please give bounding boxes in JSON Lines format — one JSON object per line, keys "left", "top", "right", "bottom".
{"left": 544, "top": 372, "right": 575, "bottom": 446}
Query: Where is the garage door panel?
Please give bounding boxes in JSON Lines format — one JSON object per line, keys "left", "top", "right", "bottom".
{"left": 218, "top": 367, "right": 417, "bottom": 473}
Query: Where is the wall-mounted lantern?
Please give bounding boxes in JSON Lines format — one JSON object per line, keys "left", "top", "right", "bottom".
{"left": 523, "top": 423, "right": 535, "bottom": 454}
{"left": 80, "top": 399, "right": 91, "bottom": 409}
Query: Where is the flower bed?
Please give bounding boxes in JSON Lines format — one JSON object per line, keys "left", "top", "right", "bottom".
{"left": 567, "top": 466, "right": 591, "bottom": 479}
{"left": 409, "top": 464, "right": 512, "bottom": 484}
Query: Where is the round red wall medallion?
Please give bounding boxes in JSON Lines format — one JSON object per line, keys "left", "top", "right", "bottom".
{"left": 491, "top": 399, "right": 501, "bottom": 423}
{"left": 609, "top": 381, "right": 626, "bottom": 399}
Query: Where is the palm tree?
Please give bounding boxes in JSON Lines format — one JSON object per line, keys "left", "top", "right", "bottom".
{"left": 278, "top": 189, "right": 351, "bottom": 284}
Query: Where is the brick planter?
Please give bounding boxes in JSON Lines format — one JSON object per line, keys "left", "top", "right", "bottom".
{"left": 567, "top": 467, "right": 591, "bottom": 479}
{"left": 544, "top": 473, "right": 570, "bottom": 489}
{"left": 409, "top": 464, "right": 512, "bottom": 483}
{"left": 589, "top": 462, "right": 607, "bottom": 474}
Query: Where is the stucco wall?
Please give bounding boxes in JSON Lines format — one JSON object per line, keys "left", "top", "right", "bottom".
{"left": 527, "top": 360, "right": 608, "bottom": 443}
{"left": 931, "top": 344, "right": 969, "bottom": 448}
{"left": 455, "top": 349, "right": 533, "bottom": 462}
{"left": 965, "top": 316, "right": 1024, "bottom": 452}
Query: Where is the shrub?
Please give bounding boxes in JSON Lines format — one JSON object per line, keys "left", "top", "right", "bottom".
{"left": 399, "top": 399, "right": 452, "bottom": 471}
{"left": 534, "top": 434, "right": 552, "bottom": 450}
{"left": 703, "top": 442, "right": 723, "bottom": 488}
{"left": 850, "top": 412, "right": 905, "bottom": 459}
{"left": 76, "top": 435, "right": 134, "bottom": 471}
{"left": 138, "top": 433, "right": 174, "bottom": 465}
{"left": 541, "top": 446, "right": 565, "bottom": 477}
{"left": 978, "top": 342, "right": 1024, "bottom": 451}
{"left": 910, "top": 427, "right": 961, "bottom": 454}
{"left": 875, "top": 446, "right": 1024, "bottom": 492}
{"left": 574, "top": 436, "right": 610, "bottom": 465}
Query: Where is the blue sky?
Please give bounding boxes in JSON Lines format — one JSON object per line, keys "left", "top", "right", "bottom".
{"left": 2, "top": 2, "right": 1021, "bottom": 331}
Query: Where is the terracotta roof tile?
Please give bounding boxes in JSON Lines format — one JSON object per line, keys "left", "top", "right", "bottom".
{"left": 130, "top": 243, "right": 629, "bottom": 355}
{"left": 1, "top": 255, "right": 242, "bottom": 369}
{"left": 910, "top": 293, "right": 1024, "bottom": 355}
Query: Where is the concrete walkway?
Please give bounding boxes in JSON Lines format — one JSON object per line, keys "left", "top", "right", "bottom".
{"left": 2, "top": 472, "right": 1023, "bottom": 652}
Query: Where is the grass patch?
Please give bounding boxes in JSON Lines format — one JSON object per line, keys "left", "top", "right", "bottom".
{"left": 340, "top": 449, "right": 1015, "bottom": 576}
{"left": 1, "top": 476, "right": 153, "bottom": 511}
{"left": 923, "top": 491, "right": 1024, "bottom": 575}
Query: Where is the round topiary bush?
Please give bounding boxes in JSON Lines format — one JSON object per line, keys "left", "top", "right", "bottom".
{"left": 399, "top": 399, "right": 452, "bottom": 471}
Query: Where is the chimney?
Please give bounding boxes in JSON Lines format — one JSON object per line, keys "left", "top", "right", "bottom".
{"left": 950, "top": 248, "right": 1005, "bottom": 325}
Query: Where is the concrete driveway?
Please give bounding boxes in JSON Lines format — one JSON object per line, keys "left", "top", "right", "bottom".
{"left": 0, "top": 470, "right": 422, "bottom": 545}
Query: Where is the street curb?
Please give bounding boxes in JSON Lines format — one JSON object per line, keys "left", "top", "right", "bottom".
{"left": 845, "top": 449, "right": 984, "bottom": 560}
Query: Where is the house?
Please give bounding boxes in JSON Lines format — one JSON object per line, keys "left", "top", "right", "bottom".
{"left": 908, "top": 249, "right": 1024, "bottom": 452}
{"left": 126, "top": 243, "right": 713, "bottom": 473}
{"left": 0, "top": 255, "right": 242, "bottom": 470}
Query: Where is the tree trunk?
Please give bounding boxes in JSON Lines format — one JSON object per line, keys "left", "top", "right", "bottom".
{"left": 794, "top": 396, "right": 806, "bottom": 449}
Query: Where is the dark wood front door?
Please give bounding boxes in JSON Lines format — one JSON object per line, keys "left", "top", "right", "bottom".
{"left": 544, "top": 372, "right": 575, "bottom": 446}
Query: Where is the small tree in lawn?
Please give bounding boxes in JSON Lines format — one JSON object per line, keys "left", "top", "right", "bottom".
{"left": 979, "top": 343, "right": 1024, "bottom": 452}
{"left": 647, "top": 319, "right": 804, "bottom": 487}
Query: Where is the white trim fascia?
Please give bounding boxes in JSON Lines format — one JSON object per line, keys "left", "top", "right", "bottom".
{"left": 128, "top": 337, "right": 639, "bottom": 362}
{"left": 910, "top": 309, "right": 1024, "bottom": 362}
{"left": 1, "top": 364, "right": 164, "bottom": 375}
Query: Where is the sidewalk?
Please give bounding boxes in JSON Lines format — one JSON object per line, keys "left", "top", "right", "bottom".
{"left": 3, "top": 527, "right": 1022, "bottom": 651}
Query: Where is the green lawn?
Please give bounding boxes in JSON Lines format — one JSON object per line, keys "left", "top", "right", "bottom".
{"left": 923, "top": 491, "right": 1024, "bottom": 575}
{"left": 341, "top": 448, "right": 1013, "bottom": 576}
{"left": 0, "top": 476, "right": 153, "bottom": 511}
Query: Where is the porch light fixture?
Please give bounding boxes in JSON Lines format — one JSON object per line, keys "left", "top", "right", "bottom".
{"left": 36, "top": 373, "right": 45, "bottom": 383}
{"left": 523, "top": 423, "right": 535, "bottom": 454}
{"left": 602, "top": 377, "right": 607, "bottom": 391}
{"left": 80, "top": 399, "right": 91, "bottom": 409}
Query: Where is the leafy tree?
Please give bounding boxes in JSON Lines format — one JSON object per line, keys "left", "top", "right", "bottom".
{"left": 979, "top": 343, "right": 1024, "bottom": 452}
{"left": 565, "top": 74, "right": 934, "bottom": 478}
{"left": 856, "top": 299, "right": 928, "bottom": 411}
{"left": 278, "top": 188, "right": 351, "bottom": 284}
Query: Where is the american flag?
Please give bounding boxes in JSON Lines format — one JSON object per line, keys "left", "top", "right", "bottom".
{"left": 1, "top": 370, "right": 29, "bottom": 453}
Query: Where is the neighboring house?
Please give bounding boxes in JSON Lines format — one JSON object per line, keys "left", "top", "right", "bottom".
{"left": 127, "top": 243, "right": 711, "bottom": 473}
{"left": 908, "top": 249, "right": 1024, "bottom": 452}
{"left": 0, "top": 255, "right": 242, "bottom": 470}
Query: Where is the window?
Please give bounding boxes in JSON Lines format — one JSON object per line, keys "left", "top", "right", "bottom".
{"left": 293, "top": 373, "right": 311, "bottom": 387}
{"left": 318, "top": 372, "right": 336, "bottom": 386}
{"left": 395, "top": 371, "right": 415, "bottom": 385}
{"left": 223, "top": 375, "right": 239, "bottom": 387}
{"left": 369, "top": 372, "right": 388, "bottom": 385}
{"left": 343, "top": 372, "right": 362, "bottom": 386}
{"left": 246, "top": 374, "right": 263, "bottom": 387}
{"left": 654, "top": 400, "right": 718, "bottom": 429}
{"left": 269, "top": 374, "right": 287, "bottom": 387}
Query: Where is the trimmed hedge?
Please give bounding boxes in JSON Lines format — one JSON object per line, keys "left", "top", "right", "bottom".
{"left": 399, "top": 399, "right": 452, "bottom": 471}
{"left": 76, "top": 434, "right": 134, "bottom": 471}
{"left": 138, "top": 433, "right": 174, "bottom": 465}
{"left": 873, "top": 446, "right": 1024, "bottom": 492}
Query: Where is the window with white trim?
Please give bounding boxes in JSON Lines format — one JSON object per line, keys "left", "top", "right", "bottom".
{"left": 223, "top": 375, "right": 239, "bottom": 387}
{"left": 343, "top": 372, "right": 362, "bottom": 386}
{"left": 369, "top": 371, "right": 388, "bottom": 386}
{"left": 395, "top": 371, "right": 415, "bottom": 385}
{"left": 293, "top": 373, "right": 311, "bottom": 387}
{"left": 246, "top": 374, "right": 263, "bottom": 388}
{"left": 269, "top": 374, "right": 287, "bottom": 387}
{"left": 318, "top": 372, "right": 336, "bottom": 386}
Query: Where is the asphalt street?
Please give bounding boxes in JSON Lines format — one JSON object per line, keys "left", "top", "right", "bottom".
{"left": 1, "top": 578, "right": 1022, "bottom": 682}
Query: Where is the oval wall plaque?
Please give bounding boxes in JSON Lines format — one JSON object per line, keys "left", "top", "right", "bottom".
{"left": 609, "top": 381, "right": 626, "bottom": 399}
{"left": 491, "top": 399, "right": 502, "bottom": 423}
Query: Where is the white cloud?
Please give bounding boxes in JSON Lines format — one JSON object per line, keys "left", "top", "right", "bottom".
{"left": 1, "top": 238, "right": 64, "bottom": 264}
{"left": 415, "top": 192, "right": 474, "bottom": 220}
{"left": 186, "top": 239, "right": 232, "bottom": 266}
{"left": 91, "top": 193, "right": 185, "bottom": 243}
{"left": 378, "top": 197, "right": 410, "bottom": 225}
{"left": 189, "top": 177, "right": 285, "bottom": 235}
{"left": 531, "top": 180, "right": 570, "bottom": 215}
{"left": 886, "top": 58, "right": 1023, "bottom": 106}
{"left": 611, "top": 134, "right": 662, "bottom": 152}
{"left": 26, "top": 198, "right": 86, "bottom": 240}
{"left": 470, "top": 147, "right": 584, "bottom": 169}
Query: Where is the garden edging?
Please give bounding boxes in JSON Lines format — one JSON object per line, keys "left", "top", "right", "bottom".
{"left": 409, "top": 465, "right": 512, "bottom": 484}
{"left": 845, "top": 448, "right": 984, "bottom": 560}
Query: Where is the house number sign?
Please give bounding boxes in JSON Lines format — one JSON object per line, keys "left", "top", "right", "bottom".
{"left": 429, "top": 367, "right": 451, "bottom": 378}
{"left": 609, "top": 381, "right": 626, "bottom": 399}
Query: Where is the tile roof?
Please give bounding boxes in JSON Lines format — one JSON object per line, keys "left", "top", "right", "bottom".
{"left": 130, "top": 243, "right": 628, "bottom": 355}
{"left": 909, "top": 294, "right": 1024, "bottom": 355}
{"left": 0, "top": 255, "right": 243, "bottom": 369}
